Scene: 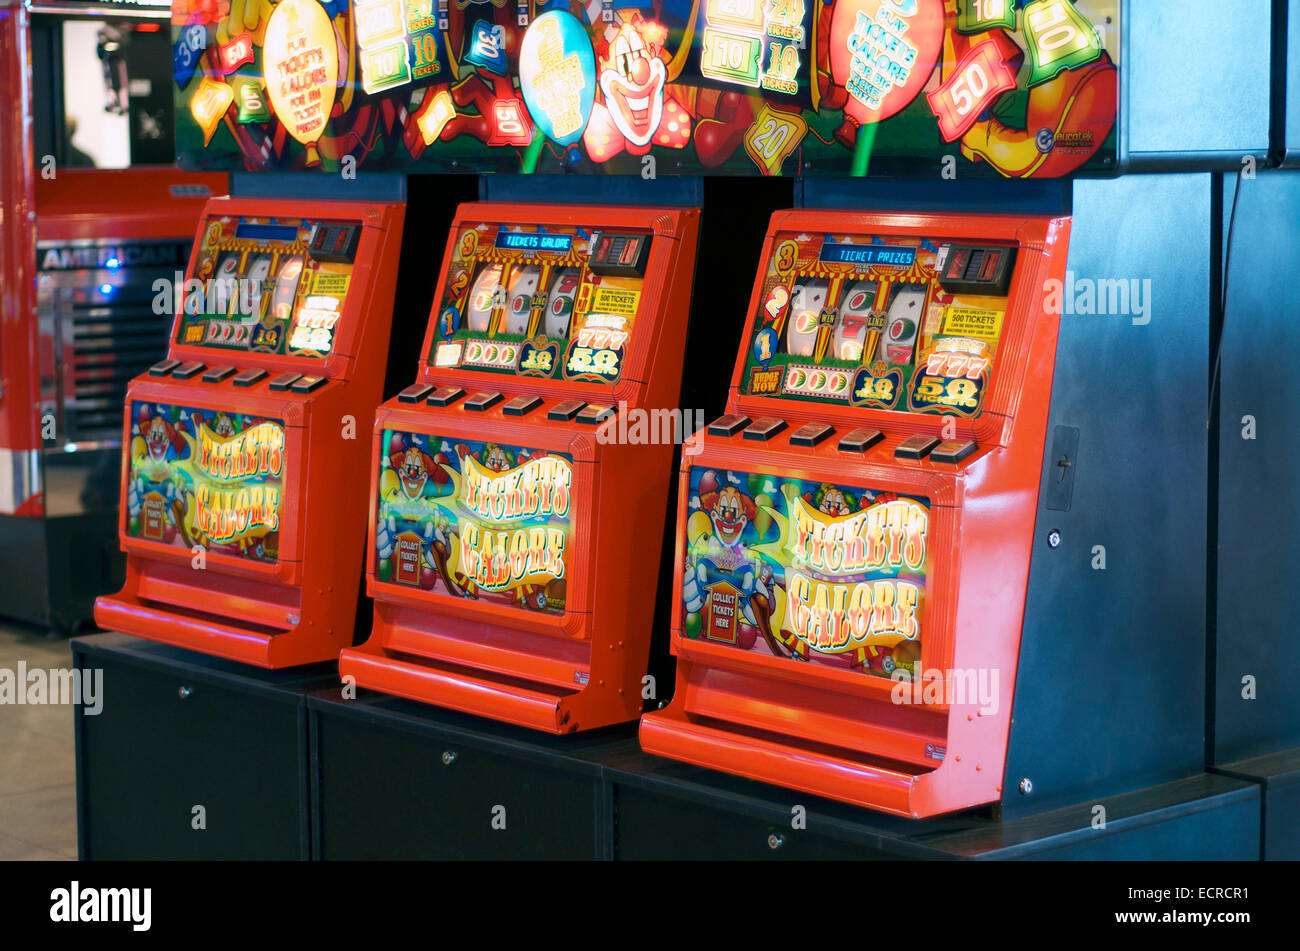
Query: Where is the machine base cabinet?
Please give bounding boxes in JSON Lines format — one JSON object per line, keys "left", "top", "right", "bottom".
{"left": 309, "top": 693, "right": 615, "bottom": 859}
{"left": 72, "top": 633, "right": 334, "bottom": 859}
{"left": 74, "top": 634, "right": 1262, "bottom": 860}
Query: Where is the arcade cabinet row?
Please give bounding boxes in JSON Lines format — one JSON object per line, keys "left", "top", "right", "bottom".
{"left": 87, "top": 186, "right": 1165, "bottom": 826}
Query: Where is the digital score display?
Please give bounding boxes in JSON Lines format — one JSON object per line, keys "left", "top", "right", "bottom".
{"left": 495, "top": 231, "right": 574, "bottom": 253}
{"left": 175, "top": 215, "right": 358, "bottom": 358}
{"left": 375, "top": 431, "right": 573, "bottom": 615}
{"left": 743, "top": 231, "right": 1018, "bottom": 417}
{"left": 430, "top": 222, "right": 650, "bottom": 385}
{"left": 126, "top": 401, "right": 285, "bottom": 563}
{"left": 682, "top": 466, "right": 928, "bottom": 678}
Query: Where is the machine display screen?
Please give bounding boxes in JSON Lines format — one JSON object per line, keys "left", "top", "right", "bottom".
{"left": 126, "top": 401, "right": 286, "bottom": 564}
{"left": 741, "top": 231, "right": 1017, "bottom": 417}
{"left": 375, "top": 430, "right": 574, "bottom": 617}
{"left": 428, "top": 223, "right": 652, "bottom": 385}
{"left": 682, "top": 466, "right": 928, "bottom": 679}
{"left": 174, "top": 215, "right": 361, "bottom": 359}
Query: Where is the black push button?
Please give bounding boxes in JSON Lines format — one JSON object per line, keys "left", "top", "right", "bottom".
{"left": 895, "top": 434, "right": 941, "bottom": 460}
{"left": 233, "top": 368, "right": 267, "bottom": 387}
{"left": 931, "top": 440, "right": 977, "bottom": 464}
{"left": 576, "top": 403, "right": 614, "bottom": 425}
{"left": 201, "top": 365, "right": 236, "bottom": 383}
{"left": 398, "top": 383, "right": 434, "bottom": 404}
{"left": 790, "top": 422, "right": 833, "bottom": 448}
{"left": 268, "top": 372, "right": 302, "bottom": 392}
{"left": 503, "top": 395, "right": 542, "bottom": 417}
{"left": 427, "top": 386, "right": 464, "bottom": 407}
{"left": 464, "top": 391, "right": 502, "bottom": 412}
{"left": 173, "top": 361, "right": 205, "bottom": 380}
{"left": 743, "top": 418, "right": 787, "bottom": 442}
{"left": 838, "top": 428, "right": 883, "bottom": 453}
{"left": 291, "top": 375, "right": 326, "bottom": 393}
{"left": 149, "top": 359, "right": 180, "bottom": 377}
{"left": 707, "top": 414, "right": 750, "bottom": 437}
{"left": 548, "top": 399, "right": 585, "bottom": 421}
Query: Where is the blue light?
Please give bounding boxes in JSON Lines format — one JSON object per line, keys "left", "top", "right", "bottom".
{"left": 99, "top": 283, "right": 113, "bottom": 294}
{"left": 105, "top": 257, "right": 122, "bottom": 271}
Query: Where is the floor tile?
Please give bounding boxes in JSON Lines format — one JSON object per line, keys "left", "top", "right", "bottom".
{"left": 0, "top": 785, "right": 77, "bottom": 858}
{"left": 0, "top": 727, "right": 74, "bottom": 798}
{"left": 0, "top": 829, "right": 70, "bottom": 861}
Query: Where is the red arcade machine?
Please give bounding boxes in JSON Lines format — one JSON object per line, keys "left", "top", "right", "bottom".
{"left": 640, "top": 208, "right": 1071, "bottom": 818}
{"left": 340, "top": 201, "right": 699, "bottom": 733}
{"left": 94, "top": 196, "right": 405, "bottom": 667}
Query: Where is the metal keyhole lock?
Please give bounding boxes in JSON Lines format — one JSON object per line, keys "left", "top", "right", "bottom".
{"left": 441, "top": 750, "right": 457, "bottom": 766}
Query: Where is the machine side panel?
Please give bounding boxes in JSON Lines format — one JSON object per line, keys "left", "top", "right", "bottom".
{"left": 1214, "top": 169, "right": 1300, "bottom": 760}
{"left": 1004, "top": 175, "right": 1211, "bottom": 817}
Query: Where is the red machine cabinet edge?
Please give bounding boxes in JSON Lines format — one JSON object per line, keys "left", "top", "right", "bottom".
{"left": 340, "top": 202, "right": 700, "bottom": 733}
{"left": 94, "top": 197, "right": 405, "bottom": 668}
{"left": 640, "top": 209, "right": 1072, "bottom": 818}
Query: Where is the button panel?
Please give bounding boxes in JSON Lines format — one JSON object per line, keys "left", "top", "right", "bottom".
{"left": 464, "top": 391, "right": 503, "bottom": 412}
{"left": 398, "top": 383, "right": 434, "bottom": 404}
{"left": 149, "top": 358, "right": 180, "bottom": 377}
{"left": 707, "top": 414, "right": 750, "bottom": 437}
{"left": 427, "top": 386, "right": 464, "bottom": 407}
{"left": 838, "top": 428, "right": 883, "bottom": 453}
{"left": 789, "top": 422, "right": 833, "bottom": 448}
{"left": 576, "top": 403, "right": 614, "bottom": 425}
{"left": 931, "top": 440, "right": 977, "bottom": 464}
{"left": 291, "top": 375, "right": 326, "bottom": 393}
{"left": 548, "top": 399, "right": 585, "bottom": 422}
{"left": 268, "top": 372, "right": 302, "bottom": 392}
{"left": 895, "top": 434, "right": 941, "bottom": 460}
{"left": 173, "top": 361, "right": 205, "bottom": 380}
{"left": 502, "top": 395, "right": 542, "bottom": 417}
{"left": 201, "top": 365, "right": 235, "bottom": 383}
{"left": 743, "top": 418, "right": 787, "bottom": 442}
{"left": 232, "top": 368, "right": 267, "bottom": 387}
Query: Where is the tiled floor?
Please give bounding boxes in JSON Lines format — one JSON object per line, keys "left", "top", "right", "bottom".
{"left": 0, "top": 624, "right": 77, "bottom": 860}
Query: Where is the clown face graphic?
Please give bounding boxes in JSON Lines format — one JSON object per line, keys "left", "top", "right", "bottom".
{"left": 711, "top": 485, "right": 749, "bottom": 547}
{"left": 544, "top": 268, "right": 580, "bottom": 339}
{"left": 503, "top": 265, "right": 543, "bottom": 335}
{"left": 481, "top": 444, "right": 512, "bottom": 472}
{"left": 398, "top": 447, "right": 431, "bottom": 500}
{"left": 211, "top": 413, "right": 237, "bottom": 438}
{"left": 818, "top": 486, "right": 852, "bottom": 516}
{"left": 833, "top": 280, "right": 876, "bottom": 362}
{"left": 880, "top": 285, "right": 925, "bottom": 364}
{"left": 144, "top": 416, "right": 173, "bottom": 462}
{"left": 786, "top": 279, "right": 828, "bottom": 358}
{"left": 600, "top": 24, "right": 667, "bottom": 148}
{"left": 467, "top": 263, "right": 504, "bottom": 333}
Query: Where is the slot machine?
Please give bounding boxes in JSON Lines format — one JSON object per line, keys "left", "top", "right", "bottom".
{"left": 640, "top": 208, "right": 1071, "bottom": 818}
{"left": 94, "top": 197, "right": 405, "bottom": 668}
{"left": 339, "top": 201, "right": 699, "bottom": 733}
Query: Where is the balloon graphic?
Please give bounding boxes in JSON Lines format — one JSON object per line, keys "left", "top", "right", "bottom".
{"left": 518, "top": 11, "right": 597, "bottom": 147}
{"left": 753, "top": 493, "right": 774, "bottom": 539}
{"left": 263, "top": 0, "right": 338, "bottom": 166}
{"left": 829, "top": 0, "right": 944, "bottom": 127}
